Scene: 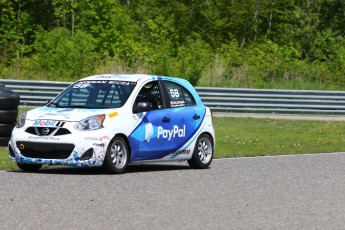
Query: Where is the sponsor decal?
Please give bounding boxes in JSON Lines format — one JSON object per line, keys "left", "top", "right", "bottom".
{"left": 108, "top": 81, "right": 130, "bottom": 85}
{"left": 170, "top": 100, "right": 185, "bottom": 107}
{"left": 109, "top": 111, "right": 119, "bottom": 118}
{"left": 171, "top": 149, "right": 191, "bottom": 155}
{"left": 33, "top": 120, "right": 65, "bottom": 127}
{"left": 95, "top": 75, "right": 113, "bottom": 79}
{"left": 95, "top": 75, "right": 131, "bottom": 79}
{"left": 157, "top": 125, "right": 186, "bottom": 141}
{"left": 85, "top": 137, "right": 98, "bottom": 141}
{"left": 33, "top": 120, "right": 57, "bottom": 126}
{"left": 73, "top": 82, "right": 90, "bottom": 89}
{"left": 28, "top": 136, "right": 60, "bottom": 141}
{"left": 39, "top": 113, "right": 70, "bottom": 119}
{"left": 93, "top": 143, "right": 105, "bottom": 147}
{"left": 99, "top": 136, "right": 110, "bottom": 141}
{"left": 73, "top": 81, "right": 130, "bottom": 89}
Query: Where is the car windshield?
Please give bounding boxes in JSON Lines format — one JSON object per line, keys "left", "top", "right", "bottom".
{"left": 48, "top": 80, "right": 137, "bottom": 109}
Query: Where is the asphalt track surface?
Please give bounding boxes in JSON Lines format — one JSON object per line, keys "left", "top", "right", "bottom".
{"left": 1, "top": 153, "right": 345, "bottom": 229}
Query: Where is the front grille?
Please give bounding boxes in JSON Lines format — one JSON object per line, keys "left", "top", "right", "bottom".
{"left": 17, "top": 142, "right": 74, "bottom": 159}
{"left": 25, "top": 127, "right": 71, "bottom": 136}
{"left": 55, "top": 128, "right": 71, "bottom": 136}
{"left": 25, "top": 127, "right": 37, "bottom": 135}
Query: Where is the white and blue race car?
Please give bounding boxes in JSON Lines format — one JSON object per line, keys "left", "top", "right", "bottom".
{"left": 9, "top": 74, "right": 215, "bottom": 173}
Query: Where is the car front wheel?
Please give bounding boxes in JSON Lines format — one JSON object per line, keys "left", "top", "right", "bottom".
{"left": 188, "top": 134, "right": 213, "bottom": 169}
{"left": 102, "top": 136, "right": 129, "bottom": 174}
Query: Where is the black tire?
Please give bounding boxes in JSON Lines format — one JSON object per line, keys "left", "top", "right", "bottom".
{"left": 17, "top": 163, "right": 42, "bottom": 172}
{"left": 0, "top": 123, "right": 15, "bottom": 137}
{"left": 0, "top": 109, "right": 18, "bottom": 124}
{"left": 0, "top": 91, "right": 20, "bottom": 110}
{"left": 188, "top": 133, "right": 214, "bottom": 169}
{"left": 0, "top": 136, "right": 10, "bottom": 147}
{"left": 102, "top": 136, "right": 130, "bottom": 174}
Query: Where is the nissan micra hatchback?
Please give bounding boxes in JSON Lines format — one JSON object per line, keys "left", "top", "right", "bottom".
{"left": 9, "top": 74, "right": 215, "bottom": 173}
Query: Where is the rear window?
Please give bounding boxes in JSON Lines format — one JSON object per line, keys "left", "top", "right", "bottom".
{"left": 163, "top": 81, "right": 196, "bottom": 108}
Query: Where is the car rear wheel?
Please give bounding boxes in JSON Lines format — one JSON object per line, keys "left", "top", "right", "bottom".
{"left": 102, "top": 136, "right": 129, "bottom": 174}
{"left": 188, "top": 133, "right": 213, "bottom": 169}
{"left": 17, "top": 163, "right": 42, "bottom": 172}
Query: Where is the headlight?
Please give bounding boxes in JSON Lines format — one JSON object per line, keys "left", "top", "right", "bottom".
{"left": 74, "top": 114, "right": 105, "bottom": 131}
{"left": 16, "top": 112, "right": 27, "bottom": 128}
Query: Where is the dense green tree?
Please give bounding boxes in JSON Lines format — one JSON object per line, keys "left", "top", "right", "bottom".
{"left": 0, "top": 0, "right": 17, "bottom": 64}
{"left": 33, "top": 28, "right": 99, "bottom": 80}
{"left": 1, "top": 0, "right": 345, "bottom": 89}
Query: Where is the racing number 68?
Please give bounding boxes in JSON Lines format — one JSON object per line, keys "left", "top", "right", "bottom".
{"left": 170, "top": 89, "right": 179, "bottom": 98}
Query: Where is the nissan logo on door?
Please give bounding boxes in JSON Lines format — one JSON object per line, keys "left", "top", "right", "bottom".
{"left": 42, "top": 128, "right": 50, "bottom": 135}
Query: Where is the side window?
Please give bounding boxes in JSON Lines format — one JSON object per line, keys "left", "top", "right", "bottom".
{"left": 134, "top": 81, "right": 163, "bottom": 111}
{"left": 164, "top": 81, "right": 196, "bottom": 108}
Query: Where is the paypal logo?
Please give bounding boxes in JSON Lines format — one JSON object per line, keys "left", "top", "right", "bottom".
{"left": 157, "top": 125, "right": 186, "bottom": 141}
{"left": 145, "top": 123, "right": 154, "bottom": 142}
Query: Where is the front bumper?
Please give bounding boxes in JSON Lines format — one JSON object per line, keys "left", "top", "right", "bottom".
{"left": 9, "top": 124, "right": 112, "bottom": 167}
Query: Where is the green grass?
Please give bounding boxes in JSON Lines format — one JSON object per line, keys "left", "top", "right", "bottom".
{"left": 0, "top": 151, "right": 17, "bottom": 170}
{"left": 214, "top": 117, "right": 345, "bottom": 158}
{"left": 2, "top": 116, "right": 345, "bottom": 170}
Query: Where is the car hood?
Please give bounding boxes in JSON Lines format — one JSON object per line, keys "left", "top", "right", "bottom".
{"left": 26, "top": 107, "right": 117, "bottom": 122}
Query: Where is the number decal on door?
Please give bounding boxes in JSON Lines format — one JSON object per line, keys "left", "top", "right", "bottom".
{"left": 169, "top": 89, "right": 180, "bottom": 98}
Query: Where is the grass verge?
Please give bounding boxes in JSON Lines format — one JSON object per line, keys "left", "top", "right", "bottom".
{"left": 1, "top": 116, "right": 345, "bottom": 170}
{"left": 214, "top": 117, "right": 345, "bottom": 158}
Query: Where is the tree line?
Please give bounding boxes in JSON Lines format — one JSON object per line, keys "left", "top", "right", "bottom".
{"left": 1, "top": 0, "right": 345, "bottom": 89}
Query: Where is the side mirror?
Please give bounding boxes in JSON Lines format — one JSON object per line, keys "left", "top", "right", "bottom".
{"left": 133, "top": 101, "right": 152, "bottom": 113}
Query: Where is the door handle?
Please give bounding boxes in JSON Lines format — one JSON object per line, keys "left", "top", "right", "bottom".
{"left": 162, "top": 117, "right": 170, "bottom": 123}
{"left": 193, "top": 114, "right": 200, "bottom": 120}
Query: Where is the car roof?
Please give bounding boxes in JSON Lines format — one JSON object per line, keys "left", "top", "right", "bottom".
{"left": 80, "top": 74, "right": 157, "bottom": 82}
{"left": 76, "top": 74, "right": 202, "bottom": 105}
{"left": 79, "top": 74, "right": 189, "bottom": 83}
